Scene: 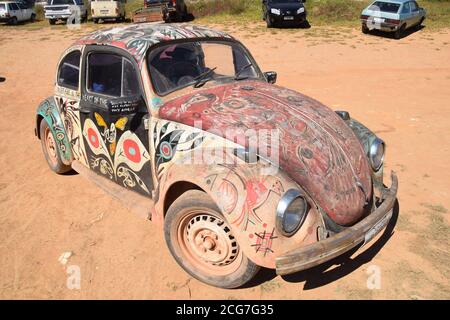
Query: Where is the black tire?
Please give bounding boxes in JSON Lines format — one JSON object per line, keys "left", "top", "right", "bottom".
{"left": 266, "top": 14, "right": 273, "bottom": 28}
{"left": 417, "top": 17, "right": 424, "bottom": 28}
{"left": 30, "top": 13, "right": 36, "bottom": 22}
{"left": 394, "top": 24, "right": 405, "bottom": 39}
{"left": 362, "top": 23, "right": 369, "bottom": 34}
{"left": 93, "top": 18, "right": 98, "bottom": 24}
{"left": 164, "top": 190, "right": 260, "bottom": 289}
{"left": 39, "top": 120, "right": 72, "bottom": 174}
{"left": 49, "top": 19, "right": 56, "bottom": 25}
{"left": 10, "top": 16, "right": 18, "bottom": 25}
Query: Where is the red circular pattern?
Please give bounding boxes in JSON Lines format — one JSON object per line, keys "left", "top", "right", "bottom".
{"left": 124, "top": 139, "right": 141, "bottom": 163}
{"left": 87, "top": 128, "right": 99, "bottom": 148}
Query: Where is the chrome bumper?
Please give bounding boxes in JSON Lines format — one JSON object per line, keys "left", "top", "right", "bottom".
{"left": 276, "top": 171, "right": 398, "bottom": 275}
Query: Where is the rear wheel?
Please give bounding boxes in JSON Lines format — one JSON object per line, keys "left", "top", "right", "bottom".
{"left": 394, "top": 24, "right": 405, "bottom": 39}
{"left": 40, "top": 120, "right": 71, "bottom": 174}
{"left": 93, "top": 18, "right": 99, "bottom": 24}
{"left": 49, "top": 19, "right": 56, "bottom": 25}
{"left": 362, "top": 23, "right": 369, "bottom": 34}
{"left": 30, "top": 13, "right": 36, "bottom": 22}
{"left": 164, "top": 190, "right": 260, "bottom": 289}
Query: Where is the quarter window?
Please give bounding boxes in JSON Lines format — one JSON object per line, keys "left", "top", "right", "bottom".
{"left": 410, "top": 1, "right": 418, "bottom": 11}
{"left": 87, "top": 53, "right": 140, "bottom": 98}
{"left": 58, "top": 50, "right": 81, "bottom": 89}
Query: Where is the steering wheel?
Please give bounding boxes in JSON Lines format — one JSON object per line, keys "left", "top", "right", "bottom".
{"left": 166, "top": 61, "right": 199, "bottom": 87}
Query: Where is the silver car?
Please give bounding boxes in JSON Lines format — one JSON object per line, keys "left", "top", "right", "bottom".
{"left": 361, "top": 0, "right": 426, "bottom": 39}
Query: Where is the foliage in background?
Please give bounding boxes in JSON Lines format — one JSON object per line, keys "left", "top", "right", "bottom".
{"left": 185, "top": 0, "right": 450, "bottom": 29}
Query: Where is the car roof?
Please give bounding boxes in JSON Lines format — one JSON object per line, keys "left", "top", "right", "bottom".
{"left": 75, "top": 23, "right": 234, "bottom": 65}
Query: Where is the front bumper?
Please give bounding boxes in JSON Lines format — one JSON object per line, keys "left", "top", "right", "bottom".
{"left": 268, "top": 12, "right": 307, "bottom": 24}
{"left": 46, "top": 14, "right": 72, "bottom": 19}
{"left": 276, "top": 171, "right": 398, "bottom": 275}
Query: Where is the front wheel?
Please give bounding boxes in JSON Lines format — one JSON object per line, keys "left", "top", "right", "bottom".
{"left": 49, "top": 19, "right": 56, "bottom": 25}
{"left": 164, "top": 190, "right": 260, "bottom": 288}
{"left": 362, "top": 23, "right": 369, "bottom": 34}
{"left": 40, "top": 120, "right": 71, "bottom": 174}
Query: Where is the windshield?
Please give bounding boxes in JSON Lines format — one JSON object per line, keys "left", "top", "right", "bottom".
{"left": 148, "top": 40, "right": 261, "bottom": 96}
{"left": 369, "top": 1, "right": 401, "bottom": 13}
{"left": 51, "top": 0, "right": 75, "bottom": 5}
{"left": 0, "top": 4, "right": 5, "bottom": 11}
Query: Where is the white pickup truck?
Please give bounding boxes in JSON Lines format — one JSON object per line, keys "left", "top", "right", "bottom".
{"left": 44, "top": 0, "right": 87, "bottom": 25}
{"left": 0, "top": 1, "right": 36, "bottom": 24}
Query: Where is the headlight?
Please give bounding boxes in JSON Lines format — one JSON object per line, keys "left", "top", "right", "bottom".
{"left": 297, "top": 7, "right": 305, "bottom": 14}
{"left": 369, "top": 138, "right": 385, "bottom": 171}
{"left": 276, "top": 189, "right": 309, "bottom": 237}
{"left": 271, "top": 8, "right": 281, "bottom": 15}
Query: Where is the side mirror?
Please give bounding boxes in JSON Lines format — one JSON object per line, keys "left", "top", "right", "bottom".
{"left": 264, "top": 71, "right": 277, "bottom": 84}
{"left": 107, "top": 95, "right": 144, "bottom": 115}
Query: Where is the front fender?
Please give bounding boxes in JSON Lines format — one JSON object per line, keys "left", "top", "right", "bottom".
{"left": 155, "top": 162, "right": 324, "bottom": 269}
{"left": 36, "top": 97, "right": 72, "bottom": 165}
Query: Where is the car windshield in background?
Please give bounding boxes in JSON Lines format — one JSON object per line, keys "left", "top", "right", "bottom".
{"left": 369, "top": 1, "right": 401, "bottom": 13}
{"left": 148, "top": 40, "right": 260, "bottom": 96}
{"left": 51, "top": 0, "right": 74, "bottom": 5}
{"left": 270, "top": 0, "right": 301, "bottom": 3}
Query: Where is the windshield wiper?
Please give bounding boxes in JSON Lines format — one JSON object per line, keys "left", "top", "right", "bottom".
{"left": 193, "top": 67, "right": 217, "bottom": 88}
{"left": 235, "top": 63, "right": 253, "bottom": 81}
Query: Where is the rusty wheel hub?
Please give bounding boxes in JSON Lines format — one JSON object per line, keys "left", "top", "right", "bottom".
{"left": 178, "top": 211, "right": 241, "bottom": 274}
{"left": 45, "top": 127, "right": 58, "bottom": 165}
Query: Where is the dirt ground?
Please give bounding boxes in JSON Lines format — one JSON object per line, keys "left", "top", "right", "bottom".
{"left": 0, "top": 22, "right": 449, "bottom": 300}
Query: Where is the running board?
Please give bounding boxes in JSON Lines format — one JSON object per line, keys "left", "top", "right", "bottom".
{"left": 71, "top": 161, "right": 154, "bottom": 220}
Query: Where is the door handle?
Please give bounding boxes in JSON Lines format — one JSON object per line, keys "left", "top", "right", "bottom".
{"left": 79, "top": 108, "right": 90, "bottom": 114}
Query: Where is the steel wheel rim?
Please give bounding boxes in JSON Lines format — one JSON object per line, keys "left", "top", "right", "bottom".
{"left": 177, "top": 209, "right": 242, "bottom": 276}
{"left": 44, "top": 127, "right": 58, "bottom": 166}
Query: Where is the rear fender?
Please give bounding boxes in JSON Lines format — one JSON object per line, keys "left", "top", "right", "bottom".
{"left": 36, "top": 97, "right": 73, "bottom": 165}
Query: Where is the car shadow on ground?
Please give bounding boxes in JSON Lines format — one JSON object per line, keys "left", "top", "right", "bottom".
{"left": 271, "top": 20, "right": 311, "bottom": 30}
{"left": 244, "top": 199, "right": 400, "bottom": 289}
{"left": 366, "top": 25, "right": 425, "bottom": 40}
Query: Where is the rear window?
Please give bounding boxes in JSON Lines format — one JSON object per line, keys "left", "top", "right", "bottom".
{"left": 0, "top": 4, "right": 6, "bottom": 11}
{"left": 369, "top": 1, "right": 401, "bottom": 13}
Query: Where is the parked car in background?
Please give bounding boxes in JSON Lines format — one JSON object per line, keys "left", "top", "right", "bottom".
{"left": 0, "top": 1, "right": 35, "bottom": 24}
{"left": 144, "top": 0, "right": 187, "bottom": 22}
{"left": 91, "top": 0, "right": 126, "bottom": 23}
{"left": 262, "top": 0, "right": 307, "bottom": 28}
{"left": 361, "top": 0, "right": 426, "bottom": 39}
{"left": 35, "top": 23, "right": 397, "bottom": 288}
{"left": 44, "top": 0, "right": 87, "bottom": 25}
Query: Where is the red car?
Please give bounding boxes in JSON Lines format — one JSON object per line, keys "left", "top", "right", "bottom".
{"left": 35, "top": 24, "right": 398, "bottom": 288}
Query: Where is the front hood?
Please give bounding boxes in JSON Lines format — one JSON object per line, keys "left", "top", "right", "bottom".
{"left": 158, "top": 80, "right": 372, "bottom": 226}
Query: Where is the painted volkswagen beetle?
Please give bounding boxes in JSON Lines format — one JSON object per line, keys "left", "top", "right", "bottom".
{"left": 35, "top": 23, "right": 398, "bottom": 288}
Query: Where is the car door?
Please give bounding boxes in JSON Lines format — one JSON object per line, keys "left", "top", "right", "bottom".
{"left": 79, "top": 46, "right": 154, "bottom": 197}
{"left": 55, "top": 48, "right": 87, "bottom": 166}
{"left": 8, "top": 3, "right": 21, "bottom": 20}
{"left": 399, "top": 1, "right": 411, "bottom": 27}
{"left": 409, "top": 1, "right": 421, "bottom": 25}
{"left": 20, "top": 2, "right": 32, "bottom": 20}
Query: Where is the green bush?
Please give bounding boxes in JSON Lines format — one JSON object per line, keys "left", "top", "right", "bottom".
{"left": 33, "top": 4, "right": 45, "bottom": 21}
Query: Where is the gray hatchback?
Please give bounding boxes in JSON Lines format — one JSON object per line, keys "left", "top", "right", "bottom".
{"left": 361, "top": 0, "right": 426, "bottom": 39}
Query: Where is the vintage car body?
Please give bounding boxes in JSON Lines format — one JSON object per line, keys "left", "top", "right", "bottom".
{"left": 35, "top": 23, "right": 397, "bottom": 288}
{"left": 361, "top": 0, "right": 426, "bottom": 39}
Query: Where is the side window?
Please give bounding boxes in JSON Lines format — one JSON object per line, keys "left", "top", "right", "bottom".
{"left": 410, "top": 1, "right": 418, "bottom": 11}
{"left": 18, "top": 3, "right": 27, "bottom": 9}
{"left": 58, "top": 50, "right": 81, "bottom": 89}
{"left": 9, "top": 3, "right": 19, "bottom": 10}
{"left": 401, "top": 2, "right": 410, "bottom": 14}
{"left": 87, "top": 53, "right": 140, "bottom": 98}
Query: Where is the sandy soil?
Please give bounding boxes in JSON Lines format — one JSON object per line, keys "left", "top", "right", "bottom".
{"left": 0, "top": 22, "right": 449, "bottom": 299}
